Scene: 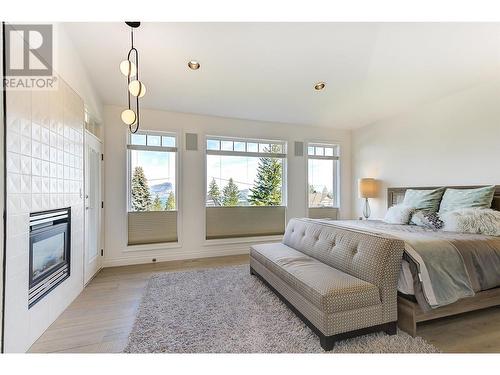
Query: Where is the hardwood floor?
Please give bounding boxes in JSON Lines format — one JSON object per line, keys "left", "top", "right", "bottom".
{"left": 28, "top": 254, "right": 250, "bottom": 353}
{"left": 28, "top": 254, "right": 500, "bottom": 353}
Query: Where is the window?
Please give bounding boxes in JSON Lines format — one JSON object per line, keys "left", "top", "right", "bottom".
{"left": 84, "top": 108, "right": 102, "bottom": 139}
{"left": 127, "top": 131, "right": 178, "bottom": 246}
{"left": 127, "top": 131, "right": 177, "bottom": 212}
{"left": 205, "top": 136, "right": 287, "bottom": 239}
{"left": 307, "top": 143, "right": 339, "bottom": 208}
{"left": 206, "top": 136, "right": 286, "bottom": 207}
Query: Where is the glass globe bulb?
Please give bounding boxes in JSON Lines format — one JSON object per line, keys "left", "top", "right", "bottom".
{"left": 119, "top": 60, "right": 137, "bottom": 77}
{"left": 121, "top": 109, "right": 136, "bottom": 125}
{"left": 128, "top": 80, "right": 146, "bottom": 98}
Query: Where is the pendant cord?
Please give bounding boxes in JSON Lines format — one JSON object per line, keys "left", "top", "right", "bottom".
{"left": 125, "top": 24, "right": 140, "bottom": 133}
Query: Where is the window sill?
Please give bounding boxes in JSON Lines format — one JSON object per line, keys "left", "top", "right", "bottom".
{"left": 204, "top": 234, "right": 283, "bottom": 247}
{"left": 308, "top": 206, "right": 340, "bottom": 209}
{"left": 124, "top": 241, "right": 182, "bottom": 253}
{"left": 205, "top": 206, "right": 287, "bottom": 209}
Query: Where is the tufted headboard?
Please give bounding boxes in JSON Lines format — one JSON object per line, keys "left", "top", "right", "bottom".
{"left": 387, "top": 185, "right": 500, "bottom": 211}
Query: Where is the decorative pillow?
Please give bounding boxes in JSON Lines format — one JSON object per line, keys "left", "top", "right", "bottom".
{"left": 383, "top": 204, "right": 415, "bottom": 225}
{"left": 439, "top": 186, "right": 495, "bottom": 213}
{"left": 410, "top": 210, "right": 444, "bottom": 230}
{"left": 440, "top": 208, "right": 500, "bottom": 236}
{"left": 403, "top": 187, "right": 445, "bottom": 213}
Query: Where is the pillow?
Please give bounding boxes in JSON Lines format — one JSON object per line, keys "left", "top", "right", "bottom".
{"left": 410, "top": 210, "right": 444, "bottom": 230}
{"left": 403, "top": 188, "right": 446, "bottom": 225}
{"left": 403, "top": 187, "right": 445, "bottom": 212}
{"left": 439, "top": 186, "right": 495, "bottom": 213}
{"left": 440, "top": 208, "right": 500, "bottom": 236}
{"left": 383, "top": 204, "right": 415, "bottom": 224}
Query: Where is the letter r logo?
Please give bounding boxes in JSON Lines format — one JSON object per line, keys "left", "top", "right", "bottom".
{"left": 5, "top": 24, "right": 53, "bottom": 76}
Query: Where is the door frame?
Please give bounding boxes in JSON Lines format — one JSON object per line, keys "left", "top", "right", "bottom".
{"left": 84, "top": 130, "right": 103, "bottom": 285}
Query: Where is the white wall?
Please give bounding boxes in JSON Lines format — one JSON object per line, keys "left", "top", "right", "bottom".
{"left": 4, "top": 82, "right": 85, "bottom": 353}
{"left": 54, "top": 24, "right": 103, "bottom": 121}
{"left": 104, "top": 105, "right": 351, "bottom": 267}
{"left": 352, "top": 80, "right": 500, "bottom": 219}
{"left": 3, "top": 23, "right": 102, "bottom": 352}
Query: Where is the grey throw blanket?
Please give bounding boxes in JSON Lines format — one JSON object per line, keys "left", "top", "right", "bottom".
{"left": 315, "top": 220, "right": 500, "bottom": 310}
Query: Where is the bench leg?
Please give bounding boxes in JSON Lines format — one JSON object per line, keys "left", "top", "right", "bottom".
{"left": 250, "top": 267, "right": 255, "bottom": 276}
{"left": 384, "top": 321, "right": 397, "bottom": 335}
{"left": 319, "top": 335, "right": 335, "bottom": 351}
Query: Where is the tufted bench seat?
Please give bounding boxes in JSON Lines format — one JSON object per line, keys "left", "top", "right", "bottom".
{"left": 249, "top": 218, "right": 405, "bottom": 351}
{"left": 251, "top": 243, "right": 381, "bottom": 313}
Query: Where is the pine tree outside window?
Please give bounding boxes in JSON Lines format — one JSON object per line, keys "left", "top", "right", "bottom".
{"left": 127, "top": 131, "right": 178, "bottom": 212}
{"left": 205, "top": 136, "right": 286, "bottom": 207}
{"left": 127, "top": 131, "right": 179, "bottom": 246}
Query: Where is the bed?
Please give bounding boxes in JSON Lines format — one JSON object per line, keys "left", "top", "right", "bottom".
{"left": 320, "top": 185, "right": 500, "bottom": 336}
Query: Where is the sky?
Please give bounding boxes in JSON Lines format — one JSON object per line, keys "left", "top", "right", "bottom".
{"left": 130, "top": 150, "right": 334, "bottom": 198}
{"left": 207, "top": 155, "right": 261, "bottom": 190}
{"left": 130, "top": 150, "right": 176, "bottom": 189}
{"left": 308, "top": 158, "right": 334, "bottom": 193}
{"left": 207, "top": 156, "right": 334, "bottom": 195}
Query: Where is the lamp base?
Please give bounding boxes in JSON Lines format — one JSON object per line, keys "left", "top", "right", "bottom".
{"left": 362, "top": 198, "right": 371, "bottom": 220}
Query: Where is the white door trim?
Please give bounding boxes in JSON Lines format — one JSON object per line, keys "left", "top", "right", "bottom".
{"left": 84, "top": 130, "right": 103, "bottom": 285}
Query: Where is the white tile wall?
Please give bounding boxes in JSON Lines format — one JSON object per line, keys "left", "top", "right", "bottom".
{"left": 4, "top": 79, "right": 85, "bottom": 352}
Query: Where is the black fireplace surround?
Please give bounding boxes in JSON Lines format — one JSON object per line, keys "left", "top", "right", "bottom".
{"left": 29, "top": 208, "right": 71, "bottom": 308}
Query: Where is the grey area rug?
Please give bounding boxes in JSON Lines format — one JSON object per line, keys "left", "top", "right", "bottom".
{"left": 124, "top": 265, "right": 439, "bottom": 353}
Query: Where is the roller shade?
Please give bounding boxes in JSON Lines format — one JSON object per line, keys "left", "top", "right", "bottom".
{"left": 206, "top": 206, "right": 286, "bottom": 239}
{"left": 128, "top": 211, "right": 178, "bottom": 245}
{"left": 308, "top": 207, "right": 338, "bottom": 220}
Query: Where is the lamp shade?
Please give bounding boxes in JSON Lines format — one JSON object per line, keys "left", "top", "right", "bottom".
{"left": 119, "top": 60, "right": 137, "bottom": 78}
{"left": 128, "top": 80, "right": 146, "bottom": 98}
{"left": 121, "top": 109, "right": 136, "bottom": 125}
{"left": 358, "top": 178, "right": 378, "bottom": 198}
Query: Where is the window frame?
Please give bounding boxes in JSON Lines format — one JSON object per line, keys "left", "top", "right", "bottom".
{"left": 126, "top": 130, "right": 179, "bottom": 213}
{"left": 204, "top": 135, "right": 288, "bottom": 208}
{"left": 306, "top": 141, "right": 340, "bottom": 209}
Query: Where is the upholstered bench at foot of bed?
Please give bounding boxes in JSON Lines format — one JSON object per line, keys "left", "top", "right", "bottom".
{"left": 249, "top": 263, "right": 396, "bottom": 351}
{"left": 248, "top": 219, "right": 404, "bottom": 351}
{"left": 249, "top": 244, "right": 395, "bottom": 350}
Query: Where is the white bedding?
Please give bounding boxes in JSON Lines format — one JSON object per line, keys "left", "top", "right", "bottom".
{"left": 398, "top": 260, "right": 415, "bottom": 295}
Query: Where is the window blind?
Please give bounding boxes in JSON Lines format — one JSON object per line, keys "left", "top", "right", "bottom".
{"left": 128, "top": 211, "right": 178, "bottom": 245}
{"left": 206, "top": 206, "right": 286, "bottom": 240}
{"left": 308, "top": 207, "right": 338, "bottom": 220}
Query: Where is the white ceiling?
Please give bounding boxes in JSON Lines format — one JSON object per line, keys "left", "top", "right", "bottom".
{"left": 65, "top": 22, "right": 500, "bottom": 129}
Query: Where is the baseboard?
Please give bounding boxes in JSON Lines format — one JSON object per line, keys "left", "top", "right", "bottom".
{"left": 102, "top": 244, "right": 251, "bottom": 268}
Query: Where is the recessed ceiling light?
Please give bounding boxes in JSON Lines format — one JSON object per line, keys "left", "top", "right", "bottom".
{"left": 188, "top": 60, "right": 200, "bottom": 70}
{"left": 314, "top": 82, "right": 326, "bottom": 91}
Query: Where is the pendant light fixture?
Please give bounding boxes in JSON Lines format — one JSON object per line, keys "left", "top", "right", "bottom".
{"left": 120, "top": 22, "right": 146, "bottom": 133}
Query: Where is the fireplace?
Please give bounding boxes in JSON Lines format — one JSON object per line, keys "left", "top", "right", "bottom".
{"left": 29, "top": 208, "right": 71, "bottom": 308}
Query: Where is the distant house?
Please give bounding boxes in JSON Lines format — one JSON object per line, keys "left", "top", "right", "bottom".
{"left": 309, "top": 188, "right": 334, "bottom": 207}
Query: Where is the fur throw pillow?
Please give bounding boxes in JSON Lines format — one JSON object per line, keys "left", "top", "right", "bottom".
{"left": 383, "top": 204, "right": 415, "bottom": 224}
{"left": 440, "top": 208, "right": 500, "bottom": 236}
{"left": 410, "top": 210, "right": 444, "bottom": 230}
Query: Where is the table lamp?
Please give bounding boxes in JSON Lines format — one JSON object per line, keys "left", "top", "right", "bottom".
{"left": 358, "top": 178, "right": 378, "bottom": 219}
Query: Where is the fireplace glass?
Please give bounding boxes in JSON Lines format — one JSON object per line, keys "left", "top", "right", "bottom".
{"left": 29, "top": 208, "right": 71, "bottom": 307}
